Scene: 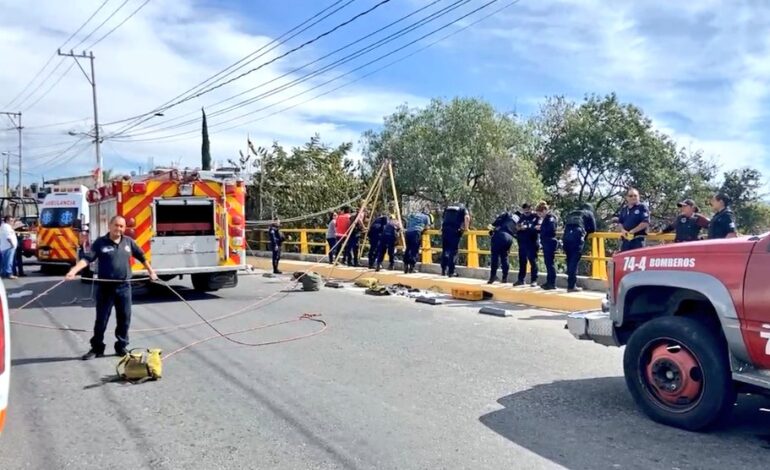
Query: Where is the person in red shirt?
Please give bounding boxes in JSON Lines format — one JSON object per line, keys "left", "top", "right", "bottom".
{"left": 334, "top": 206, "right": 352, "bottom": 262}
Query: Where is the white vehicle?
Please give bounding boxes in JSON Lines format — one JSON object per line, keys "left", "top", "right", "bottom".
{"left": 0, "top": 279, "right": 9, "bottom": 436}
{"left": 37, "top": 186, "right": 89, "bottom": 269}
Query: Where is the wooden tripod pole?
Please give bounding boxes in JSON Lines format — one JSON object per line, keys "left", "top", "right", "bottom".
{"left": 333, "top": 162, "right": 385, "bottom": 266}
{"left": 359, "top": 171, "right": 384, "bottom": 259}
{"left": 386, "top": 160, "right": 406, "bottom": 249}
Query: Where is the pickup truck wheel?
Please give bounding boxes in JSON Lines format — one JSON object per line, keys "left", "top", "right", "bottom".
{"left": 623, "top": 316, "right": 736, "bottom": 431}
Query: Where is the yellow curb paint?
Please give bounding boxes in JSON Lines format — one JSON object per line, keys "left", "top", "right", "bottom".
{"left": 248, "top": 257, "right": 603, "bottom": 312}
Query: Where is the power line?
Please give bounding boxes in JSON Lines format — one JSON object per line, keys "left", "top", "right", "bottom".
{"left": 112, "top": 0, "right": 449, "bottom": 138}
{"left": 103, "top": 0, "right": 356, "bottom": 132}
{"left": 20, "top": 62, "right": 76, "bottom": 111}
{"left": 2, "top": 0, "right": 112, "bottom": 109}
{"left": 87, "top": 0, "right": 153, "bottom": 48}
{"left": 105, "top": 0, "right": 393, "bottom": 130}
{"left": 24, "top": 136, "right": 90, "bottom": 171}
{"left": 115, "top": 0, "right": 495, "bottom": 142}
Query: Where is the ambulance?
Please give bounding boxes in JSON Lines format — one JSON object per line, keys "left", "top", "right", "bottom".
{"left": 83, "top": 169, "right": 246, "bottom": 291}
{"left": 36, "top": 186, "right": 89, "bottom": 271}
{"left": 0, "top": 278, "right": 9, "bottom": 436}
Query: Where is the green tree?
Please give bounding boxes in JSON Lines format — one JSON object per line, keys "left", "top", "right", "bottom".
{"left": 719, "top": 168, "right": 770, "bottom": 234}
{"left": 362, "top": 97, "right": 543, "bottom": 224}
{"left": 532, "top": 93, "right": 716, "bottom": 226}
{"left": 249, "top": 135, "right": 364, "bottom": 224}
{"left": 201, "top": 107, "right": 211, "bottom": 171}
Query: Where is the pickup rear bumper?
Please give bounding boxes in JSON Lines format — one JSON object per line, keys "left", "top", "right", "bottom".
{"left": 566, "top": 309, "right": 619, "bottom": 347}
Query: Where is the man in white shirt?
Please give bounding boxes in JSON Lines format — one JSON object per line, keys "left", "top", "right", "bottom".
{"left": 0, "top": 216, "right": 18, "bottom": 279}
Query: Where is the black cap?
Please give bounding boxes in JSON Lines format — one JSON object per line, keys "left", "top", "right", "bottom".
{"left": 521, "top": 203, "right": 531, "bottom": 209}
{"left": 677, "top": 199, "right": 696, "bottom": 208}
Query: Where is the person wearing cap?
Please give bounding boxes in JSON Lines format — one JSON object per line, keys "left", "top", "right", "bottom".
{"left": 615, "top": 188, "right": 650, "bottom": 252}
{"left": 535, "top": 201, "right": 558, "bottom": 290}
{"left": 514, "top": 203, "right": 541, "bottom": 287}
{"left": 708, "top": 193, "right": 737, "bottom": 239}
{"left": 662, "top": 199, "right": 710, "bottom": 243}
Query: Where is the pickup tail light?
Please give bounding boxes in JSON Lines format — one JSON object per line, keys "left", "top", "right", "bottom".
{"left": 607, "top": 260, "right": 615, "bottom": 305}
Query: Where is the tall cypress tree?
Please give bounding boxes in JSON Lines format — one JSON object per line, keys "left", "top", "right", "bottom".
{"left": 201, "top": 107, "right": 211, "bottom": 170}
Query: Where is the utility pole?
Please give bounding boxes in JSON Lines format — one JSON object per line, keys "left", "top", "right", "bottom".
{"left": 0, "top": 112, "right": 22, "bottom": 195}
{"left": 57, "top": 49, "right": 101, "bottom": 187}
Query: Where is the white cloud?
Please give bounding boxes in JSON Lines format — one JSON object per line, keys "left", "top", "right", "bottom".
{"left": 473, "top": 0, "right": 770, "bottom": 176}
{"left": 0, "top": 0, "right": 425, "bottom": 183}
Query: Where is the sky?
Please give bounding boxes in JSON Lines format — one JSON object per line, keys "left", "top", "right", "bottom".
{"left": 1, "top": 0, "right": 769, "bottom": 190}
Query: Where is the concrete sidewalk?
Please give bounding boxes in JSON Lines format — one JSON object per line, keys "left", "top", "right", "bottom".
{"left": 248, "top": 256, "right": 604, "bottom": 312}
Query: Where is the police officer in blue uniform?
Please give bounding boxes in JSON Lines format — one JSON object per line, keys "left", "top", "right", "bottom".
{"left": 376, "top": 214, "right": 401, "bottom": 271}
{"left": 268, "top": 218, "right": 284, "bottom": 274}
{"left": 514, "top": 203, "right": 541, "bottom": 286}
{"left": 487, "top": 209, "right": 519, "bottom": 284}
{"left": 616, "top": 188, "right": 650, "bottom": 252}
{"left": 535, "top": 202, "right": 558, "bottom": 290}
{"left": 708, "top": 193, "right": 737, "bottom": 239}
{"left": 66, "top": 216, "right": 158, "bottom": 360}
{"left": 367, "top": 213, "right": 387, "bottom": 268}
{"left": 562, "top": 203, "right": 596, "bottom": 292}
{"left": 440, "top": 203, "right": 469, "bottom": 277}
{"left": 662, "top": 199, "right": 710, "bottom": 242}
{"left": 403, "top": 210, "right": 432, "bottom": 273}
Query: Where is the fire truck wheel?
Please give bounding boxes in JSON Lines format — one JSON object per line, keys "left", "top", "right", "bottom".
{"left": 191, "top": 273, "right": 219, "bottom": 292}
{"left": 623, "top": 315, "right": 736, "bottom": 431}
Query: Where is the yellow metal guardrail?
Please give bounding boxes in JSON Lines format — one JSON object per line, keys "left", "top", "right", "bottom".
{"left": 247, "top": 228, "right": 675, "bottom": 281}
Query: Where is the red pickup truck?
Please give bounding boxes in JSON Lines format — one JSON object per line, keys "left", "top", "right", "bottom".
{"left": 567, "top": 235, "right": 770, "bottom": 431}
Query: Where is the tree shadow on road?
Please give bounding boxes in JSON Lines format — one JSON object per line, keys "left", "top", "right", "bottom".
{"left": 479, "top": 377, "right": 770, "bottom": 470}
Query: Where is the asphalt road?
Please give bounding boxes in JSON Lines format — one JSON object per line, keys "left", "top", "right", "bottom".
{"left": 0, "top": 267, "right": 769, "bottom": 470}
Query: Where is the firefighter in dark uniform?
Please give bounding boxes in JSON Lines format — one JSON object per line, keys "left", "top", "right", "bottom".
{"left": 708, "top": 193, "right": 738, "bottom": 239}
{"left": 615, "top": 188, "right": 650, "bottom": 251}
{"left": 367, "top": 213, "right": 387, "bottom": 269}
{"left": 535, "top": 202, "right": 558, "bottom": 290}
{"left": 66, "top": 215, "right": 158, "bottom": 360}
{"left": 376, "top": 214, "right": 401, "bottom": 271}
{"left": 268, "top": 218, "right": 284, "bottom": 274}
{"left": 344, "top": 212, "right": 364, "bottom": 267}
{"left": 562, "top": 203, "right": 596, "bottom": 292}
{"left": 662, "top": 199, "right": 710, "bottom": 242}
{"left": 440, "top": 203, "right": 469, "bottom": 277}
{"left": 487, "top": 209, "right": 519, "bottom": 284}
{"left": 514, "top": 203, "right": 540, "bottom": 286}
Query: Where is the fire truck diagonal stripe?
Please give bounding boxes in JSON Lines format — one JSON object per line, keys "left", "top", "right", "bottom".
{"left": 125, "top": 182, "right": 176, "bottom": 221}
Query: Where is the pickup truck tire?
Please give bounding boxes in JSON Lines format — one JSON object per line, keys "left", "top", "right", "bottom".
{"left": 623, "top": 316, "right": 736, "bottom": 431}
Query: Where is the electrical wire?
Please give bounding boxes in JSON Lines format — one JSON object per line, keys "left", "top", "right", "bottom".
{"left": 20, "top": 62, "right": 77, "bottom": 111}
{"left": 3, "top": 0, "right": 112, "bottom": 109}
{"left": 114, "top": 0, "right": 507, "bottom": 143}
{"left": 109, "top": 0, "right": 446, "bottom": 138}
{"left": 105, "top": 0, "right": 393, "bottom": 131}
{"left": 86, "top": 0, "right": 152, "bottom": 48}
{"left": 104, "top": 0, "right": 357, "bottom": 133}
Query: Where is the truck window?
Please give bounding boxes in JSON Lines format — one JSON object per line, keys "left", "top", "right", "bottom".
{"left": 40, "top": 208, "right": 79, "bottom": 228}
{"left": 155, "top": 199, "right": 215, "bottom": 236}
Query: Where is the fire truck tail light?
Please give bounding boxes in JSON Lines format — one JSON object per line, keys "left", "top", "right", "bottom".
{"left": 126, "top": 218, "right": 136, "bottom": 228}
{"left": 131, "top": 182, "right": 147, "bottom": 194}
{"left": 125, "top": 228, "right": 136, "bottom": 238}
{"left": 232, "top": 237, "right": 243, "bottom": 247}
{"left": 225, "top": 183, "right": 236, "bottom": 195}
{"left": 229, "top": 227, "right": 243, "bottom": 237}
{"left": 231, "top": 215, "right": 243, "bottom": 226}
